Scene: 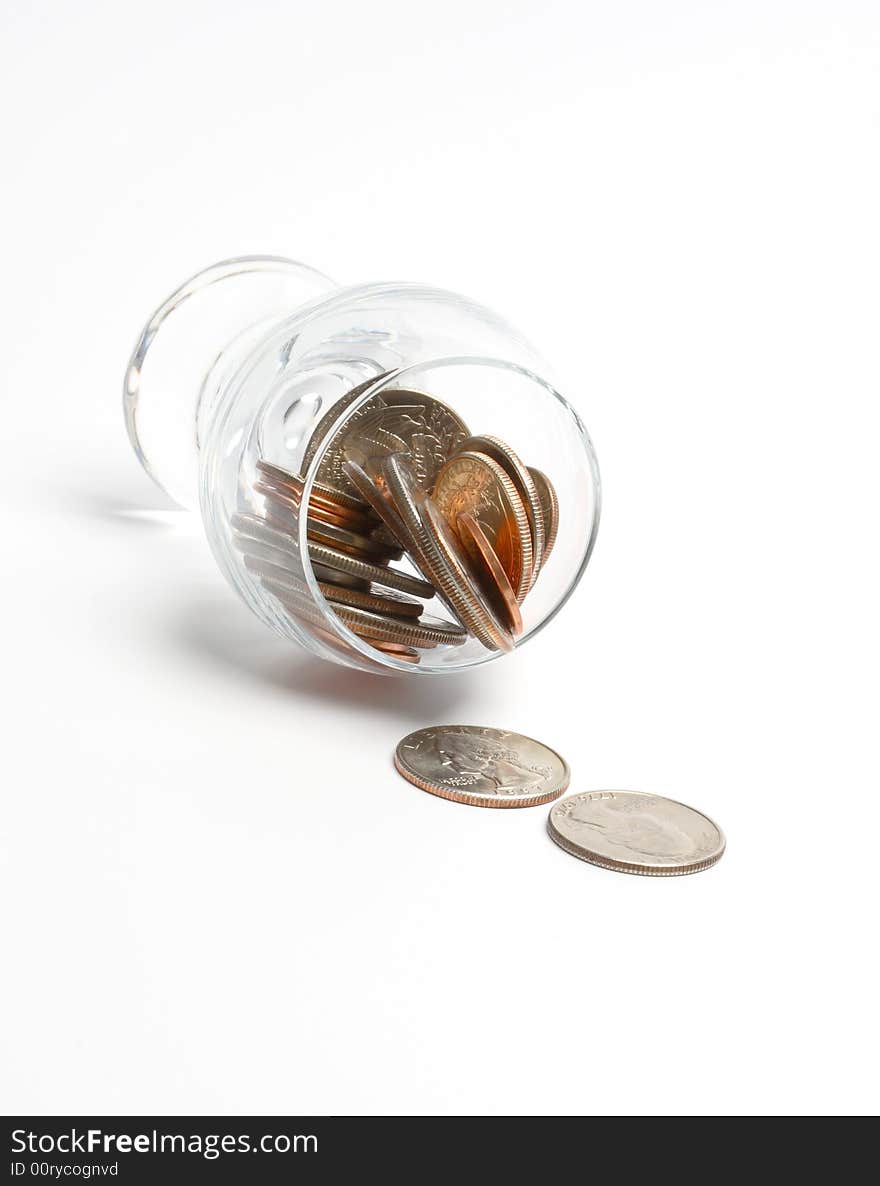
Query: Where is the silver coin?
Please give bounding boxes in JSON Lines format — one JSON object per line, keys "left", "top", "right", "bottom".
{"left": 548, "top": 791, "right": 725, "bottom": 876}
{"left": 394, "top": 725, "right": 570, "bottom": 808}
{"left": 306, "top": 539, "right": 436, "bottom": 599}
{"left": 312, "top": 387, "right": 470, "bottom": 498}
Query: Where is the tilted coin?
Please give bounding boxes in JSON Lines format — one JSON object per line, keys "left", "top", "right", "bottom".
{"left": 394, "top": 725, "right": 570, "bottom": 808}
{"left": 382, "top": 454, "right": 514, "bottom": 652}
{"left": 455, "top": 512, "right": 523, "bottom": 636}
{"left": 459, "top": 435, "right": 545, "bottom": 586}
{"left": 423, "top": 500, "right": 516, "bottom": 653}
{"left": 309, "top": 384, "right": 470, "bottom": 498}
{"left": 547, "top": 791, "right": 725, "bottom": 876}
{"left": 300, "top": 372, "right": 394, "bottom": 476}
{"left": 305, "top": 539, "right": 436, "bottom": 599}
{"left": 433, "top": 450, "right": 533, "bottom": 601}
{"left": 342, "top": 458, "right": 411, "bottom": 550}
{"left": 527, "top": 467, "right": 559, "bottom": 567}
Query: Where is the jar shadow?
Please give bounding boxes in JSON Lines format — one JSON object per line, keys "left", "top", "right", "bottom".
{"left": 174, "top": 595, "right": 481, "bottom": 721}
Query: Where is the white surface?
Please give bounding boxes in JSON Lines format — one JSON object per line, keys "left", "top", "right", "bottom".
{"left": 1, "top": 1, "right": 878, "bottom": 1116}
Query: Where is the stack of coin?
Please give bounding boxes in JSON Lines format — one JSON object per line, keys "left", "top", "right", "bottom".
{"left": 233, "top": 377, "right": 560, "bottom": 663}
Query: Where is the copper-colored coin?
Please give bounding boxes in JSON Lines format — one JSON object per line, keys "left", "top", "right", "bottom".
{"left": 329, "top": 606, "right": 465, "bottom": 648}
{"left": 382, "top": 454, "right": 515, "bottom": 653}
{"left": 259, "top": 498, "right": 403, "bottom": 563}
{"left": 256, "top": 458, "right": 369, "bottom": 514}
{"left": 255, "top": 480, "right": 380, "bottom": 536}
{"left": 455, "top": 512, "right": 523, "bottom": 636}
{"left": 432, "top": 451, "right": 533, "bottom": 602}
{"left": 422, "top": 500, "right": 516, "bottom": 653}
{"left": 318, "top": 389, "right": 470, "bottom": 497}
{"left": 527, "top": 467, "right": 559, "bottom": 566}
{"left": 394, "top": 725, "right": 570, "bottom": 809}
{"left": 459, "top": 435, "right": 545, "bottom": 587}
{"left": 370, "top": 641, "right": 421, "bottom": 663}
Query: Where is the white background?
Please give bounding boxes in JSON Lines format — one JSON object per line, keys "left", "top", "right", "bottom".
{"left": 1, "top": 1, "right": 878, "bottom": 1116}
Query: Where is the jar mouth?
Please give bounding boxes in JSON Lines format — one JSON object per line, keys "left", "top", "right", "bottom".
{"left": 297, "top": 356, "right": 601, "bottom": 674}
{"left": 198, "top": 280, "right": 601, "bottom": 675}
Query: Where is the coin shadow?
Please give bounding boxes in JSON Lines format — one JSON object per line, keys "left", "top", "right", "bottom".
{"left": 174, "top": 596, "right": 477, "bottom": 721}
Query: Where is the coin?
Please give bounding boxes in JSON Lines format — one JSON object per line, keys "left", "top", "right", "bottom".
{"left": 315, "top": 583, "right": 424, "bottom": 619}
{"left": 341, "top": 391, "right": 470, "bottom": 492}
{"left": 433, "top": 451, "right": 533, "bottom": 601}
{"left": 382, "top": 454, "right": 515, "bottom": 652}
{"left": 455, "top": 512, "right": 523, "bottom": 636}
{"left": 394, "top": 725, "right": 570, "bottom": 808}
{"left": 300, "top": 372, "right": 395, "bottom": 476}
{"left": 255, "top": 481, "right": 384, "bottom": 542}
{"left": 547, "top": 791, "right": 725, "bottom": 876}
{"left": 341, "top": 458, "right": 411, "bottom": 550}
{"left": 305, "top": 539, "right": 436, "bottom": 599}
{"left": 256, "top": 498, "right": 403, "bottom": 563}
{"left": 527, "top": 467, "right": 559, "bottom": 566}
{"left": 263, "top": 577, "right": 459, "bottom": 648}
{"left": 307, "top": 381, "right": 470, "bottom": 497}
{"left": 459, "top": 435, "right": 545, "bottom": 585}
{"left": 370, "top": 641, "right": 421, "bottom": 663}
{"left": 244, "top": 561, "right": 423, "bottom": 617}
{"left": 256, "top": 458, "right": 369, "bottom": 514}
{"left": 330, "top": 606, "right": 466, "bottom": 648}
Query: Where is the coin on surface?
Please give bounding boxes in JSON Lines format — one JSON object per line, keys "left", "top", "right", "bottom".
{"left": 459, "top": 435, "right": 545, "bottom": 584}
{"left": 527, "top": 467, "right": 559, "bottom": 567}
{"left": 547, "top": 791, "right": 725, "bottom": 876}
{"left": 433, "top": 450, "right": 533, "bottom": 601}
{"left": 394, "top": 725, "right": 570, "bottom": 808}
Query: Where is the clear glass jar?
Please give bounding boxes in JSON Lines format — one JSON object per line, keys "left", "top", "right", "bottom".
{"left": 124, "top": 256, "right": 601, "bottom": 675}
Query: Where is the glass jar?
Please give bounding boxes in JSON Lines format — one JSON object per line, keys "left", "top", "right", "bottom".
{"left": 124, "top": 256, "right": 601, "bottom": 675}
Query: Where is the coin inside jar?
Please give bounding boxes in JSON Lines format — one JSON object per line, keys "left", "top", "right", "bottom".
{"left": 314, "top": 388, "right": 470, "bottom": 498}
{"left": 527, "top": 467, "right": 559, "bottom": 568}
{"left": 459, "top": 435, "right": 546, "bottom": 586}
{"left": 432, "top": 450, "right": 533, "bottom": 602}
{"left": 455, "top": 512, "right": 523, "bottom": 636}
{"left": 381, "top": 453, "right": 515, "bottom": 653}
